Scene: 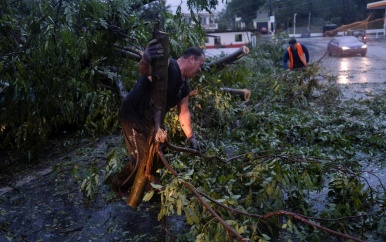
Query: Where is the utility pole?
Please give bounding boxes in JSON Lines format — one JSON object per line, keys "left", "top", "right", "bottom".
{"left": 293, "top": 13, "right": 297, "bottom": 37}
{"left": 269, "top": 0, "right": 274, "bottom": 33}
{"left": 308, "top": 0, "right": 312, "bottom": 31}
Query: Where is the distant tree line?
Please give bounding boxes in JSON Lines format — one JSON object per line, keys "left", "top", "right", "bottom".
{"left": 217, "top": 0, "right": 384, "bottom": 31}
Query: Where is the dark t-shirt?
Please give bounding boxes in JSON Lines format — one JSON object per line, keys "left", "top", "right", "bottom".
{"left": 119, "top": 58, "right": 190, "bottom": 133}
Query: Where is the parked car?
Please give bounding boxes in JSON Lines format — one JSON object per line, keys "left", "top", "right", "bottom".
{"left": 327, "top": 36, "right": 367, "bottom": 57}
{"left": 346, "top": 29, "right": 366, "bottom": 43}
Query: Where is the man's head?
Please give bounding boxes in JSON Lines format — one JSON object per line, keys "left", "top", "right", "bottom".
{"left": 288, "top": 38, "right": 297, "bottom": 50}
{"left": 178, "top": 47, "right": 205, "bottom": 79}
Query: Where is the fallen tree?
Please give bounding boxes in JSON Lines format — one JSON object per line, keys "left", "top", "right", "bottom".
{"left": 118, "top": 23, "right": 368, "bottom": 242}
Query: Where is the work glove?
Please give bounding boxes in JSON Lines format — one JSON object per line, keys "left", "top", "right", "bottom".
{"left": 188, "top": 135, "right": 200, "bottom": 152}
{"left": 142, "top": 39, "right": 164, "bottom": 64}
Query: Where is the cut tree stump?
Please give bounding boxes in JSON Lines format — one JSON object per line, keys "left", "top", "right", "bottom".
{"left": 220, "top": 88, "right": 251, "bottom": 101}
{"left": 207, "top": 46, "right": 250, "bottom": 69}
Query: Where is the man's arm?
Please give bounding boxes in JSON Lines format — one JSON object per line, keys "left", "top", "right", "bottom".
{"left": 177, "top": 96, "right": 200, "bottom": 151}
{"left": 177, "top": 96, "right": 193, "bottom": 138}
{"left": 282, "top": 51, "right": 289, "bottom": 69}
{"left": 138, "top": 56, "right": 170, "bottom": 79}
{"left": 138, "top": 59, "right": 151, "bottom": 77}
{"left": 302, "top": 44, "right": 310, "bottom": 63}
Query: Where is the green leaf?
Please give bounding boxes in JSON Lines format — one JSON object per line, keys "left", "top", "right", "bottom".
{"left": 143, "top": 190, "right": 154, "bottom": 202}
{"left": 262, "top": 234, "right": 271, "bottom": 240}
{"left": 150, "top": 183, "right": 163, "bottom": 189}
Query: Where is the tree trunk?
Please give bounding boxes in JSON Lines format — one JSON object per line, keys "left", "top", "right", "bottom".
{"left": 126, "top": 21, "right": 169, "bottom": 207}
{"left": 151, "top": 22, "right": 169, "bottom": 133}
{"left": 206, "top": 46, "right": 250, "bottom": 69}
{"left": 220, "top": 87, "right": 251, "bottom": 101}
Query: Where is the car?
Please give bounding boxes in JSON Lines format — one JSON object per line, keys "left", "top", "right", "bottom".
{"left": 346, "top": 29, "right": 366, "bottom": 43}
{"left": 327, "top": 36, "right": 367, "bottom": 57}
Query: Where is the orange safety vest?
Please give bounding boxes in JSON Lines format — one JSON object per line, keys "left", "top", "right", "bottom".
{"left": 287, "top": 43, "right": 307, "bottom": 69}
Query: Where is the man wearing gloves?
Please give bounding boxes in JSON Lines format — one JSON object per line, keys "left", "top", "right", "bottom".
{"left": 112, "top": 40, "right": 205, "bottom": 196}
{"left": 282, "top": 38, "right": 309, "bottom": 70}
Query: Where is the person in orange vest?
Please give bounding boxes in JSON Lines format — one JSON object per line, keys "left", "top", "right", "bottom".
{"left": 282, "top": 38, "right": 309, "bottom": 70}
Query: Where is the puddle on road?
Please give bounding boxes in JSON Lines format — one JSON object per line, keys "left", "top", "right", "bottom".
{"left": 320, "top": 55, "right": 386, "bottom": 100}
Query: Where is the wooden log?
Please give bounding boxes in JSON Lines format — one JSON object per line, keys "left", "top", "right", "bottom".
{"left": 206, "top": 46, "right": 250, "bottom": 69}
{"left": 126, "top": 21, "right": 169, "bottom": 207}
{"left": 126, "top": 146, "right": 154, "bottom": 207}
{"left": 150, "top": 22, "right": 169, "bottom": 134}
{"left": 220, "top": 87, "right": 251, "bottom": 101}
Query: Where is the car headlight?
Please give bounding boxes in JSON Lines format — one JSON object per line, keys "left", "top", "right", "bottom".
{"left": 361, "top": 45, "right": 367, "bottom": 48}
{"left": 341, "top": 46, "right": 350, "bottom": 50}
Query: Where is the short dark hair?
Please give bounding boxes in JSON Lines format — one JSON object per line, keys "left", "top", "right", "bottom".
{"left": 181, "top": 47, "right": 205, "bottom": 60}
{"left": 288, "top": 38, "right": 297, "bottom": 45}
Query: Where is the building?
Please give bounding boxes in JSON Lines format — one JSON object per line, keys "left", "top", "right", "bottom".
{"left": 183, "top": 12, "right": 218, "bottom": 31}
{"left": 183, "top": 12, "right": 252, "bottom": 48}
{"left": 367, "top": 0, "right": 386, "bottom": 36}
{"left": 205, "top": 31, "right": 253, "bottom": 49}
{"left": 253, "top": 8, "right": 273, "bottom": 34}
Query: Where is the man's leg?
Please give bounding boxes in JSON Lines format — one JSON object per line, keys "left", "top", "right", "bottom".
{"left": 112, "top": 120, "right": 149, "bottom": 197}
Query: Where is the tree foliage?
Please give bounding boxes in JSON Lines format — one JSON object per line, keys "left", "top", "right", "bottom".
{"left": 85, "top": 34, "right": 385, "bottom": 241}
{"left": 150, "top": 38, "right": 385, "bottom": 240}
{"left": 218, "top": 0, "right": 265, "bottom": 29}
{"left": 0, "top": 0, "right": 207, "bottom": 157}
{"left": 217, "top": 0, "right": 383, "bottom": 31}
{"left": 271, "top": 0, "right": 382, "bottom": 29}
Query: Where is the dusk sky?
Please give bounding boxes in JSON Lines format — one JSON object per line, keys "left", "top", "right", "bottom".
{"left": 165, "top": 0, "right": 226, "bottom": 13}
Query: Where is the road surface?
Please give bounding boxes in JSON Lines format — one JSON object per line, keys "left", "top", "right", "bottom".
{"left": 300, "top": 36, "right": 386, "bottom": 100}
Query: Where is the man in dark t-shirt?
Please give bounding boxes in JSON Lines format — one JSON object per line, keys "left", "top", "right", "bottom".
{"left": 112, "top": 41, "right": 205, "bottom": 197}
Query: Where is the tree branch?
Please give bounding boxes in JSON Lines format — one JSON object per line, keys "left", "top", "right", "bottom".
{"left": 157, "top": 145, "right": 368, "bottom": 242}
{"left": 206, "top": 46, "right": 250, "bottom": 70}
{"left": 199, "top": 192, "right": 365, "bottom": 242}
{"left": 156, "top": 147, "right": 245, "bottom": 240}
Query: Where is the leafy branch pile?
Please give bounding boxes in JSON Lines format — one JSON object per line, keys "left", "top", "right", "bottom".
{"left": 136, "top": 45, "right": 384, "bottom": 241}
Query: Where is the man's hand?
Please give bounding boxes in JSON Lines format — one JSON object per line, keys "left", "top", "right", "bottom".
{"left": 188, "top": 135, "right": 200, "bottom": 152}
{"left": 142, "top": 39, "right": 164, "bottom": 64}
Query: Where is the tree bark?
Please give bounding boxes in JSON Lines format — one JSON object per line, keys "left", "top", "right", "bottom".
{"left": 126, "top": 21, "right": 169, "bottom": 207}
{"left": 206, "top": 46, "right": 250, "bottom": 69}
{"left": 151, "top": 21, "right": 169, "bottom": 134}
{"left": 220, "top": 87, "right": 251, "bottom": 101}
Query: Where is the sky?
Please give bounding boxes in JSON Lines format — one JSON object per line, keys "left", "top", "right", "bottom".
{"left": 165, "top": 0, "right": 226, "bottom": 14}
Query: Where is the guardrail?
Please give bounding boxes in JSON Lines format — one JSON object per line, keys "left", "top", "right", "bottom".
{"left": 366, "top": 29, "right": 385, "bottom": 38}
{"left": 289, "top": 28, "right": 385, "bottom": 38}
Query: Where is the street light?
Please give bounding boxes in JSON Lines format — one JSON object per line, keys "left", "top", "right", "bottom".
{"left": 293, "top": 13, "right": 297, "bottom": 37}
{"left": 269, "top": 0, "right": 273, "bottom": 33}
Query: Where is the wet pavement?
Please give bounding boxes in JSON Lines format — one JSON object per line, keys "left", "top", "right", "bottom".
{"left": 0, "top": 136, "right": 186, "bottom": 242}
{"left": 300, "top": 35, "right": 386, "bottom": 100}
